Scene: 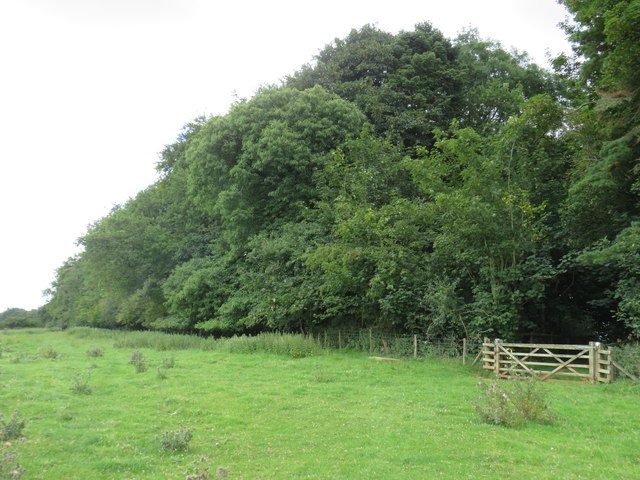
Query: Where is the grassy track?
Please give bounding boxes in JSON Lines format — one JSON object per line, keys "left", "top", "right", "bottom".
{"left": 1, "top": 329, "right": 639, "bottom": 479}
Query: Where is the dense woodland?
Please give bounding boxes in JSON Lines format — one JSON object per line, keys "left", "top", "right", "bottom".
{"left": 7, "top": 1, "right": 638, "bottom": 342}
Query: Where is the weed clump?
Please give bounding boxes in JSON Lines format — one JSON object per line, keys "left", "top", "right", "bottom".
{"left": 158, "top": 424, "right": 193, "bottom": 452}
{"left": 9, "top": 354, "right": 24, "bottom": 364}
{"left": 474, "top": 376, "right": 555, "bottom": 427}
{"left": 39, "top": 345, "right": 58, "bottom": 359}
{"left": 70, "top": 367, "right": 94, "bottom": 395}
{"left": 1, "top": 443, "right": 24, "bottom": 480}
{"left": 129, "top": 351, "right": 148, "bottom": 373}
{"left": 85, "top": 347, "right": 104, "bottom": 358}
{"left": 0, "top": 411, "right": 26, "bottom": 442}
{"left": 156, "top": 366, "right": 169, "bottom": 380}
{"left": 184, "top": 457, "right": 229, "bottom": 480}
{"left": 161, "top": 355, "right": 176, "bottom": 369}
{"left": 313, "top": 366, "right": 336, "bottom": 383}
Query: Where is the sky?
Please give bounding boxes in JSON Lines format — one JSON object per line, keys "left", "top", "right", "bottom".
{"left": 0, "top": 0, "right": 573, "bottom": 313}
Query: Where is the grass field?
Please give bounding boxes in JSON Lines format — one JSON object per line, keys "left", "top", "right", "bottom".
{"left": 1, "top": 328, "right": 639, "bottom": 479}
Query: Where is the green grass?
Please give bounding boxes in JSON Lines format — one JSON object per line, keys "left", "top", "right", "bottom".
{"left": 0, "top": 328, "right": 639, "bottom": 479}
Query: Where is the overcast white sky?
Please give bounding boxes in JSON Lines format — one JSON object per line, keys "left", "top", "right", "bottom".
{"left": 0, "top": 0, "right": 572, "bottom": 313}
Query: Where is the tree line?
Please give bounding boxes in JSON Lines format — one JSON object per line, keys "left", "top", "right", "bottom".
{"left": 12, "top": 1, "right": 637, "bottom": 342}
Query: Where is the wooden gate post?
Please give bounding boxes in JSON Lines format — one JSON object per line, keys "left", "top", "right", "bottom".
{"left": 588, "top": 342, "right": 600, "bottom": 384}
{"left": 494, "top": 339, "right": 502, "bottom": 377}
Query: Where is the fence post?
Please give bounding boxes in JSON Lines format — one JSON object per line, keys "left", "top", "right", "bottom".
{"left": 609, "top": 348, "right": 615, "bottom": 383}
{"left": 369, "top": 328, "right": 373, "bottom": 355}
{"left": 588, "top": 341, "right": 599, "bottom": 384}
{"left": 338, "top": 330, "right": 342, "bottom": 350}
{"left": 413, "top": 335, "right": 418, "bottom": 358}
{"left": 463, "top": 338, "right": 467, "bottom": 365}
{"left": 494, "top": 339, "right": 502, "bottom": 377}
{"left": 601, "top": 345, "right": 612, "bottom": 383}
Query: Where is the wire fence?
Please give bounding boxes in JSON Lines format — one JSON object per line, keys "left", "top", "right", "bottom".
{"left": 305, "top": 328, "right": 482, "bottom": 361}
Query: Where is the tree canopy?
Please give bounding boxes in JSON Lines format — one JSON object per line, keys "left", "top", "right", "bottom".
{"left": 41, "top": 6, "right": 640, "bottom": 342}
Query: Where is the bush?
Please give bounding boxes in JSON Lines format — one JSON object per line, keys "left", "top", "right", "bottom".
{"left": 9, "top": 355, "right": 23, "bottom": 364}
{"left": 474, "top": 377, "right": 555, "bottom": 427}
{"left": 70, "top": 367, "right": 94, "bottom": 395}
{"left": 0, "top": 411, "right": 26, "bottom": 441}
{"left": 161, "top": 355, "right": 176, "bottom": 369}
{"left": 158, "top": 424, "right": 193, "bottom": 452}
{"left": 129, "top": 351, "right": 147, "bottom": 373}
{"left": 39, "top": 345, "right": 58, "bottom": 359}
{"left": 612, "top": 343, "right": 640, "bottom": 378}
{"left": 85, "top": 347, "right": 104, "bottom": 358}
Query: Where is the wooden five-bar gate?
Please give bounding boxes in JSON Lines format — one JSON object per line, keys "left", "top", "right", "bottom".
{"left": 481, "top": 338, "right": 614, "bottom": 384}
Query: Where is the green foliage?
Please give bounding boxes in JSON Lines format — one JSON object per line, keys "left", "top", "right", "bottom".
{"left": 38, "top": 345, "right": 58, "bottom": 359}
{"left": 69, "top": 367, "right": 94, "bottom": 395}
{"left": 40, "top": 13, "right": 638, "bottom": 342}
{"left": 288, "top": 24, "right": 463, "bottom": 147}
{"left": 160, "top": 355, "right": 176, "bottom": 369}
{"left": 158, "top": 424, "right": 193, "bottom": 452}
{"left": 0, "top": 309, "right": 42, "bottom": 329}
{"left": 187, "top": 85, "right": 366, "bottom": 243}
{"left": 128, "top": 351, "right": 148, "bottom": 373}
{"left": 612, "top": 343, "right": 640, "bottom": 377}
{"left": 9, "top": 354, "right": 24, "bottom": 364}
{"left": 156, "top": 366, "right": 168, "bottom": 380}
{"left": 2, "top": 329, "right": 640, "bottom": 479}
{"left": 0, "top": 412, "right": 26, "bottom": 441}
{"left": 474, "top": 377, "right": 555, "bottom": 427}
{"left": 217, "top": 333, "right": 321, "bottom": 358}
{"left": 184, "top": 456, "right": 219, "bottom": 480}
{"left": 85, "top": 347, "right": 104, "bottom": 358}
{"left": 0, "top": 443, "right": 24, "bottom": 480}
{"left": 576, "top": 223, "right": 640, "bottom": 336}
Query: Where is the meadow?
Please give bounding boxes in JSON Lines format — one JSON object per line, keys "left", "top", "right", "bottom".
{"left": 1, "top": 328, "right": 639, "bottom": 480}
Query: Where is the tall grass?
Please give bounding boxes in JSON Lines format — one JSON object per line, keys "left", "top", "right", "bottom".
{"left": 217, "top": 332, "right": 321, "bottom": 358}
{"left": 68, "top": 327, "right": 321, "bottom": 358}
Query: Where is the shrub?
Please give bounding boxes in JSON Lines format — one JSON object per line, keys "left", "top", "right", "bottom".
{"left": 1, "top": 443, "right": 24, "bottom": 480}
{"left": 129, "top": 351, "right": 147, "bottom": 373}
{"left": 509, "top": 377, "right": 556, "bottom": 424}
{"left": 70, "top": 367, "right": 94, "bottom": 395}
{"left": 39, "top": 345, "right": 58, "bottom": 359}
{"left": 474, "top": 376, "right": 555, "bottom": 427}
{"left": 158, "top": 424, "right": 193, "bottom": 452}
{"left": 0, "top": 411, "right": 26, "bottom": 441}
{"left": 156, "top": 366, "right": 168, "bottom": 380}
{"left": 612, "top": 343, "right": 640, "bottom": 378}
{"left": 85, "top": 347, "right": 104, "bottom": 358}
{"left": 313, "top": 366, "right": 336, "bottom": 383}
{"left": 9, "top": 354, "right": 23, "bottom": 364}
{"left": 161, "top": 355, "right": 176, "bottom": 369}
